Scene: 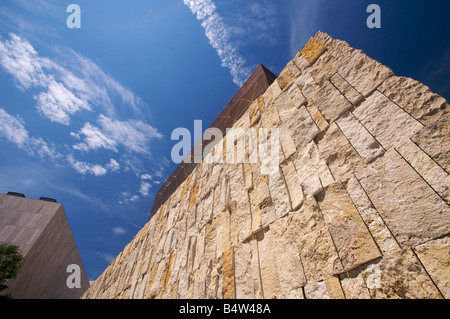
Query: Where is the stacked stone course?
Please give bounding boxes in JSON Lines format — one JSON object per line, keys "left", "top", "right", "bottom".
{"left": 83, "top": 31, "right": 450, "bottom": 299}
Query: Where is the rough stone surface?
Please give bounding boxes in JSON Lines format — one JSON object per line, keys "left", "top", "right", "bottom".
{"left": 378, "top": 76, "right": 449, "bottom": 126}
{"left": 336, "top": 111, "right": 385, "bottom": 164}
{"left": 411, "top": 116, "right": 450, "bottom": 173}
{"left": 316, "top": 182, "right": 382, "bottom": 272}
{"left": 82, "top": 31, "right": 449, "bottom": 300}
{"left": 414, "top": 236, "right": 450, "bottom": 298}
{"left": 300, "top": 37, "right": 327, "bottom": 64}
{"left": 353, "top": 90, "right": 424, "bottom": 150}
{"left": 330, "top": 73, "right": 364, "bottom": 106}
{"left": 356, "top": 149, "right": 450, "bottom": 248}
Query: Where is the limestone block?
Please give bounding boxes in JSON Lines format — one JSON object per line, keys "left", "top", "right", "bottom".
{"left": 330, "top": 73, "right": 364, "bottom": 106}
{"left": 414, "top": 235, "right": 450, "bottom": 298}
{"left": 300, "top": 37, "right": 327, "bottom": 64}
{"left": 287, "top": 83, "right": 307, "bottom": 108}
{"left": 205, "top": 258, "right": 222, "bottom": 299}
{"left": 186, "top": 204, "right": 197, "bottom": 237}
{"left": 229, "top": 165, "right": 252, "bottom": 242}
{"left": 294, "top": 71, "right": 320, "bottom": 100}
{"left": 397, "top": 139, "right": 450, "bottom": 204}
{"left": 200, "top": 190, "right": 214, "bottom": 227}
{"left": 313, "top": 30, "right": 335, "bottom": 47}
{"left": 337, "top": 49, "right": 394, "bottom": 97}
{"left": 346, "top": 176, "right": 401, "bottom": 255}
{"left": 259, "top": 206, "right": 276, "bottom": 229}
{"left": 279, "top": 104, "right": 320, "bottom": 151}
{"left": 234, "top": 239, "right": 263, "bottom": 299}
{"left": 312, "top": 80, "right": 353, "bottom": 123}
{"left": 229, "top": 201, "right": 239, "bottom": 246}
{"left": 336, "top": 111, "right": 385, "bottom": 163}
{"left": 378, "top": 76, "right": 449, "bottom": 126}
{"left": 356, "top": 149, "right": 450, "bottom": 248}
{"left": 317, "top": 122, "right": 367, "bottom": 183}
{"left": 324, "top": 276, "right": 345, "bottom": 299}
{"left": 256, "top": 229, "right": 282, "bottom": 299}
{"left": 249, "top": 99, "right": 261, "bottom": 127}
{"left": 270, "top": 216, "right": 307, "bottom": 297}
{"left": 277, "top": 61, "right": 301, "bottom": 91}
{"left": 412, "top": 116, "right": 450, "bottom": 173}
{"left": 280, "top": 159, "right": 304, "bottom": 210}
{"left": 309, "top": 52, "right": 342, "bottom": 86}
{"left": 289, "top": 196, "right": 344, "bottom": 282}
{"left": 267, "top": 166, "right": 292, "bottom": 220}
{"left": 292, "top": 51, "right": 310, "bottom": 73}
{"left": 316, "top": 182, "right": 382, "bottom": 272}
{"left": 188, "top": 180, "right": 200, "bottom": 210}
{"left": 305, "top": 101, "right": 329, "bottom": 132}
{"left": 279, "top": 126, "right": 297, "bottom": 160}
{"left": 192, "top": 264, "right": 207, "bottom": 299}
{"left": 248, "top": 189, "right": 262, "bottom": 235}
{"left": 186, "top": 235, "right": 197, "bottom": 274}
{"left": 192, "top": 227, "right": 205, "bottom": 272}
{"left": 293, "top": 141, "right": 324, "bottom": 196}
{"left": 222, "top": 247, "right": 235, "bottom": 299}
{"left": 262, "top": 80, "right": 282, "bottom": 107}
{"left": 215, "top": 210, "right": 231, "bottom": 260}
{"left": 260, "top": 101, "right": 281, "bottom": 131}
{"left": 243, "top": 163, "right": 253, "bottom": 190}
{"left": 353, "top": 90, "right": 424, "bottom": 151}
{"left": 204, "top": 220, "right": 217, "bottom": 262}
{"left": 339, "top": 267, "right": 372, "bottom": 299}
{"left": 365, "top": 249, "right": 442, "bottom": 299}
{"left": 304, "top": 281, "right": 329, "bottom": 299}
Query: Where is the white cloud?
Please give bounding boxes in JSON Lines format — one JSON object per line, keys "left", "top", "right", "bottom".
{"left": 73, "top": 122, "right": 118, "bottom": 152}
{"left": 0, "top": 107, "right": 61, "bottom": 160}
{"left": 139, "top": 181, "right": 151, "bottom": 197}
{"left": 183, "top": 0, "right": 251, "bottom": 86}
{"left": 0, "top": 108, "right": 28, "bottom": 146}
{"left": 106, "top": 159, "right": 121, "bottom": 172}
{"left": 66, "top": 155, "right": 108, "bottom": 176}
{"left": 0, "top": 33, "right": 154, "bottom": 125}
{"left": 223, "top": 1, "right": 280, "bottom": 47}
{"left": 73, "top": 114, "right": 162, "bottom": 154}
{"left": 35, "top": 80, "right": 91, "bottom": 125}
{"left": 118, "top": 192, "right": 140, "bottom": 205}
{"left": 0, "top": 33, "right": 51, "bottom": 89}
{"left": 112, "top": 227, "right": 127, "bottom": 236}
{"left": 140, "top": 174, "right": 152, "bottom": 180}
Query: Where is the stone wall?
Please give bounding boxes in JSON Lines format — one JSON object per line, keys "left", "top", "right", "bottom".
{"left": 83, "top": 31, "right": 450, "bottom": 299}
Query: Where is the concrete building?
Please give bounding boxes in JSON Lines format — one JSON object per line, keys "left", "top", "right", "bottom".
{"left": 0, "top": 192, "right": 90, "bottom": 299}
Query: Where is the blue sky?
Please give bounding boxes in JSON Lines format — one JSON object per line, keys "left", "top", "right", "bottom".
{"left": 0, "top": 0, "right": 448, "bottom": 280}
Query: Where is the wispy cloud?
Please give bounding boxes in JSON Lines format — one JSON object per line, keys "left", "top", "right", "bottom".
{"left": 139, "top": 181, "right": 151, "bottom": 197}
{"left": 0, "top": 33, "right": 156, "bottom": 126}
{"left": 0, "top": 108, "right": 61, "bottom": 160}
{"left": 72, "top": 114, "right": 162, "bottom": 154}
{"left": 183, "top": 0, "right": 251, "bottom": 86}
{"left": 288, "top": 0, "right": 323, "bottom": 58}
{"left": 112, "top": 227, "right": 127, "bottom": 236}
{"left": 0, "top": 32, "right": 163, "bottom": 196}
{"left": 222, "top": 1, "right": 280, "bottom": 47}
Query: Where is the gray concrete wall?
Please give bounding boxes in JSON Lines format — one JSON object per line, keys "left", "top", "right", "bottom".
{"left": 0, "top": 194, "right": 90, "bottom": 299}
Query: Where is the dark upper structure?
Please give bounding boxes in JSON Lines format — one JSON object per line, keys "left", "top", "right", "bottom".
{"left": 150, "top": 65, "right": 276, "bottom": 217}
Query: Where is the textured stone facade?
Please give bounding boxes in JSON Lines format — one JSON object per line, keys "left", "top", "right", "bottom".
{"left": 83, "top": 31, "right": 449, "bottom": 299}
